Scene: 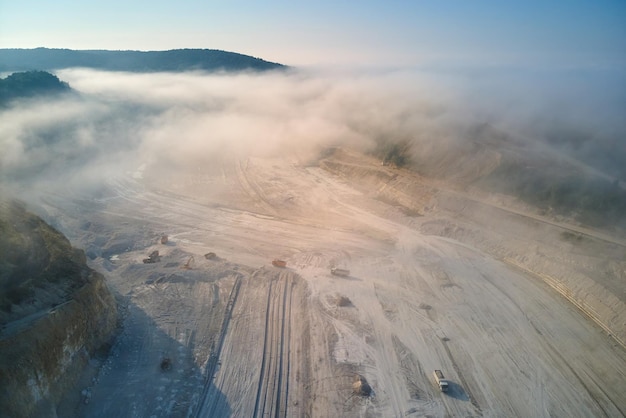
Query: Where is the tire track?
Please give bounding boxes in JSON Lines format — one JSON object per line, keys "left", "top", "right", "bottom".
{"left": 195, "top": 275, "right": 242, "bottom": 417}
{"left": 235, "top": 159, "right": 279, "bottom": 216}
{"left": 542, "top": 339, "right": 617, "bottom": 417}
{"left": 441, "top": 339, "right": 482, "bottom": 415}
{"left": 253, "top": 272, "right": 293, "bottom": 418}
{"left": 479, "top": 264, "right": 623, "bottom": 415}
{"left": 281, "top": 277, "right": 293, "bottom": 415}
{"left": 254, "top": 280, "right": 275, "bottom": 417}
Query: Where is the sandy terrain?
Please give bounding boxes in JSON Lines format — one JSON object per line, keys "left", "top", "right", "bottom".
{"left": 39, "top": 149, "right": 626, "bottom": 417}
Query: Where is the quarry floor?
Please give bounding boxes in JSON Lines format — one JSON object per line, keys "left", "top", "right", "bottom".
{"left": 44, "top": 149, "right": 626, "bottom": 417}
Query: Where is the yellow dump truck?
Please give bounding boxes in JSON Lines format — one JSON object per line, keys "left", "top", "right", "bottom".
{"left": 433, "top": 370, "right": 449, "bottom": 392}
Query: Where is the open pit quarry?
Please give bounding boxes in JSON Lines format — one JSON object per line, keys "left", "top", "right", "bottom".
{"left": 8, "top": 147, "right": 626, "bottom": 417}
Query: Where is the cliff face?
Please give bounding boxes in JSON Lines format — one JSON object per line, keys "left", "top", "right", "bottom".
{"left": 0, "top": 201, "right": 118, "bottom": 418}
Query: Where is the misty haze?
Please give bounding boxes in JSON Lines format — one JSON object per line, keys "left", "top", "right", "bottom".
{"left": 1, "top": 39, "right": 626, "bottom": 418}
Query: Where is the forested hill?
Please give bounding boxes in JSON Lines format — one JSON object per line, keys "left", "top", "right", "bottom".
{"left": 0, "top": 70, "right": 71, "bottom": 105}
{"left": 0, "top": 48, "right": 286, "bottom": 73}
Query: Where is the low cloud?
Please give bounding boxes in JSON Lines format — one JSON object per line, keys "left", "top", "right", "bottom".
{"left": 1, "top": 66, "right": 624, "bottom": 202}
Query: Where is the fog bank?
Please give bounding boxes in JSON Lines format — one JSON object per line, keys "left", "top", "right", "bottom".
{"left": 1, "top": 67, "right": 624, "bottom": 215}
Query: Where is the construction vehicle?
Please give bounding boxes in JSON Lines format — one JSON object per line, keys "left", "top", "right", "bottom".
{"left": 433, "top": 370, "right": 450, "bottom": 392}
{"left": 331, "top": 267, "right": 350, "bottom": 277}
{"left": 142, "top": 250, "right": 161, "bottom": 264}
{"left": 272, "top": 259, "right": 287, "bottom": 268}
{"left": 182, "top": 256, "right": 194, "bottom": 270}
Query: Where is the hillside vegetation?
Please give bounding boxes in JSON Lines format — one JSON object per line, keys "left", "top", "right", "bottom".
{"left": 0, "top": 70, "right": 71, "bottom": 105}
{"left": 0, "top": 48, "right": 287, "bottom": 73}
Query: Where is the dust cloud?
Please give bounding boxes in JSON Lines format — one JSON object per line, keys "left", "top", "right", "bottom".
{"left": 1, "top": 67, "right": 624, "bottom": 198}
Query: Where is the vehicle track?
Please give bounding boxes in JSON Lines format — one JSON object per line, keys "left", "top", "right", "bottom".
{"left": 542, "top": 337, "right": 619, "bottom": 417}
{"left": 253, "top": 272, "right": 293, "bottom": 418}
{"left": 194, "top": 275, "right": 242, "bottom": 417}
{"left": 236, "top": 159, "right": 279, "bottom": 216}
{"left": 441, "top": 338, "right": 482, "bottom": 415}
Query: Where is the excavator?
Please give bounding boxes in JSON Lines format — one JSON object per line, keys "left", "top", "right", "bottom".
{"left": 182, "top": 255, "right": 194, "bottom": 270}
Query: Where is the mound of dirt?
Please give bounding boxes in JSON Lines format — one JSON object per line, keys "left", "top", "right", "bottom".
{"left": 336, "top": 295, "right": 353, "bottom": 307}
{"left": 352, "top": 374, "right": 372, "bottom": 397}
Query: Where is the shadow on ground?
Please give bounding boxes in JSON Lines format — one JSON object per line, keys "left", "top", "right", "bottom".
{"left": 445, "top": 382, "right": 470, "bottom": 402}
{"left": 58, "top": 299, "right": 231, "bottom": 418}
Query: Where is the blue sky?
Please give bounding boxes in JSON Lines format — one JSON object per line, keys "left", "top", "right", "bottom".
{"left": 0, "top": 1, "right": 624, "bottom": 68}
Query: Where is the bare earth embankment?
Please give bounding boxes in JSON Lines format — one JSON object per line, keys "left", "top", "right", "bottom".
{"left": 36, "top": 148, "right": 626, "bottom": 417}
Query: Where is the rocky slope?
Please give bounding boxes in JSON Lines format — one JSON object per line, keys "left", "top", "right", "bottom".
{"left": 0, "top": 200, "right": 117, "bottom": 418}
{"left": 373, "top": 123, "right": 626, "bottom": 233}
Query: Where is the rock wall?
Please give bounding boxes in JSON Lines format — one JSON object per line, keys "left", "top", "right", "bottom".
{"left": 0, "top": 202, "right": 118, "bottom": 417}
